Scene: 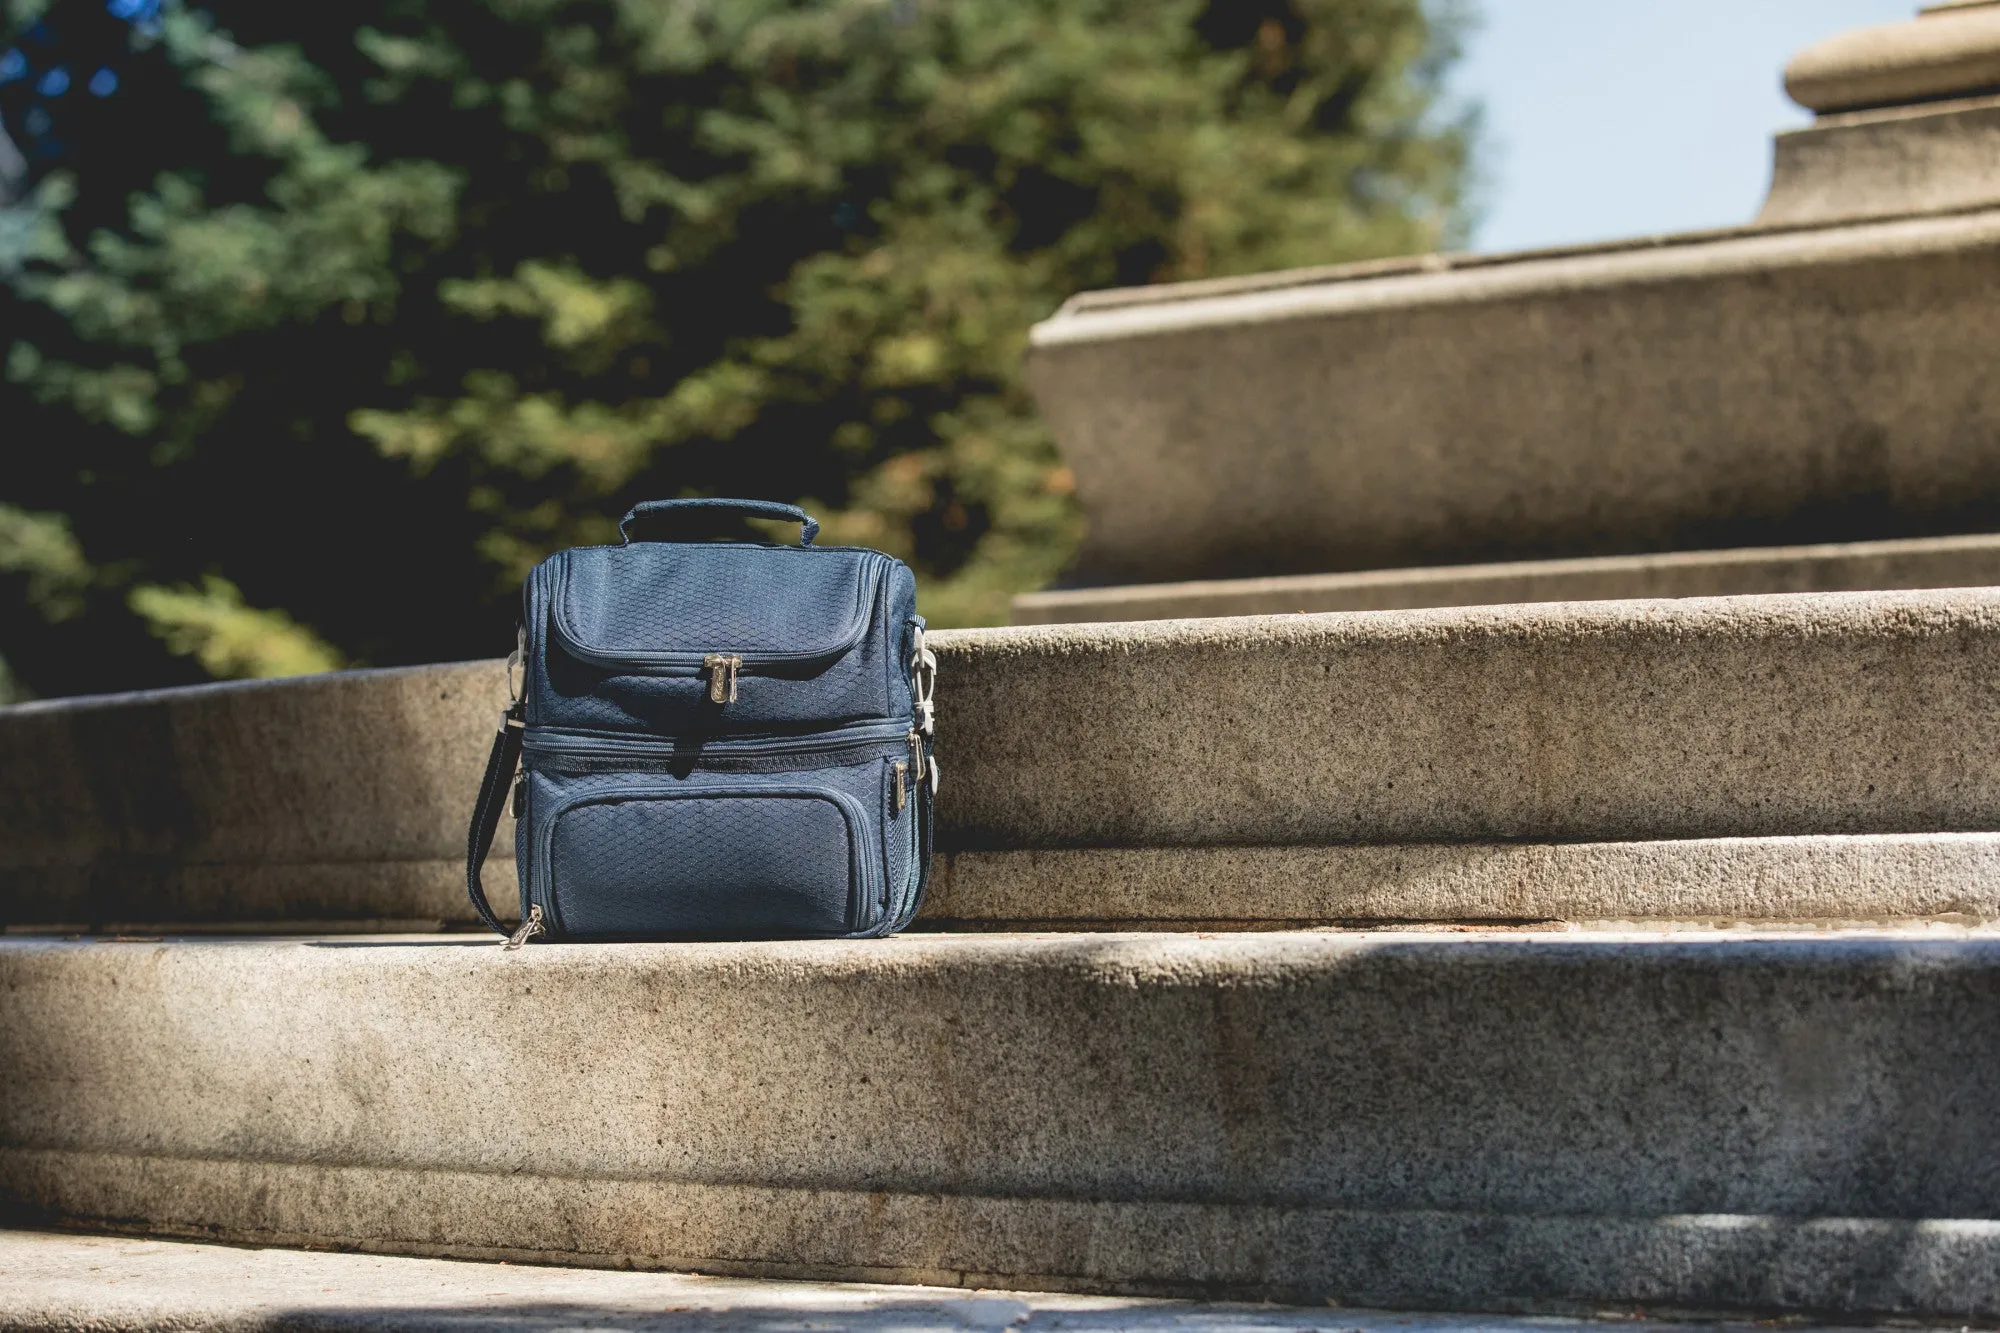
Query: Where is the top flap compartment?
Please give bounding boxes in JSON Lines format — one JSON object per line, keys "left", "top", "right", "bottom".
{"left": 550, "top": 544, "right": 880, "bottom": 671}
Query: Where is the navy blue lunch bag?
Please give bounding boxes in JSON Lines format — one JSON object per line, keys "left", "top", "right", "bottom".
{"left": 465, "top": 498, "right": 937, "bottom": 946}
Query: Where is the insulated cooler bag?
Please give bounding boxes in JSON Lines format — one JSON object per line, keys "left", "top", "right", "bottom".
{"left": 465, "top": 498, "right": 937, "bottom": 945}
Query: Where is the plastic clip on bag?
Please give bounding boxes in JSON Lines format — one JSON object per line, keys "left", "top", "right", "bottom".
{"left": 465, "top": 498, "right": 936, "bottom": 944}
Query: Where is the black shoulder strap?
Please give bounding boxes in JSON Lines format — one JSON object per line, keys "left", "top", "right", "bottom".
{"left": 466, "top": 702, "right": 525, "bottom": 939}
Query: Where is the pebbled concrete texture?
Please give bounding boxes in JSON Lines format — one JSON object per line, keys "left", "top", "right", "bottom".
{"left": 0, "top": 659, "right": 515, "bottom": 929}
{"left": 925, "top": 834, "right": 2000, "bottom": 928}
{"left": 10, "top": 590, "right": 2000, "bottom": 927}
{"left": 938, "top": 590, "right": 2000, "bottom": 849}
{"left": 1010, "top": 532, "right": 2000, "bottom": 624}
{"left": 1758, "top": 96, "right": 2000, "bottom": 228}
{"left": 0, "top": 1230, "right": 1882, "bottom": 1333}
{"left": 4, "top": 930, "right": 2000, "bottom": 1317}
{"left": 1024, "top": 209, "right": 2000, "bottom": 586}
{"left": 15, "top": 832, "right": 2000, "bottom": 934}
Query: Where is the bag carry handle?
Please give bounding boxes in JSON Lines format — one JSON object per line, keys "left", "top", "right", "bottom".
{"left": 619, "top": 498, "right": 819, "bottom": 546}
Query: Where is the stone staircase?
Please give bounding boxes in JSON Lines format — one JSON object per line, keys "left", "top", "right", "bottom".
{"left": 6, "top": 592, "right": 2000, "bottom": 1323}
{"left": 1011, "top": 533, "right": 2000, "bottom": 625}
{"left": 8, "top": 7, "right": 2000, "bottom": 1331}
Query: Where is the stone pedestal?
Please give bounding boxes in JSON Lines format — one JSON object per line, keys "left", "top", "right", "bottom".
{"left": 1020, "top": 3, "right": 2000, "bottom": 603}
{"left": 1761, "top": 1, "right": 2000, "bottom": 226}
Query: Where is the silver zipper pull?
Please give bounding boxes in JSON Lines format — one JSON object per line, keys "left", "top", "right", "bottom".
{"left": 504, "top": 904, "right": 545, "bottom": 950}
{"left": 703, "top": 654, "right": 741, "bottom": 704}
{"left": 893, "top": 760, "right": 908, "bottom": 813}
{"left": 510, "top": 770, "right": 526, "bottom": 819}
{"left": 907, "top": 729, "right": 926, "bottom": 784}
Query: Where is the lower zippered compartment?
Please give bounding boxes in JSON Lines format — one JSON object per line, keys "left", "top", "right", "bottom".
{"left": 534, "top": 780, "right": 870, "bottom": 939}
{"left": 518, "top": 724, "right": 924, "bottom": 940}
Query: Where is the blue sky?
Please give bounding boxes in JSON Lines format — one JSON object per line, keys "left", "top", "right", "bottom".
{"left": 1453, "top": 0, "right": 1918, "bottom": 252}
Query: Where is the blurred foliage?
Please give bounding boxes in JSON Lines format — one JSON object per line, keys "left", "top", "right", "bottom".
{"left": 0, "top": 0, "right": 1474, "bottom": 699}
{"left": 128, "top": 575, "right": 344, "bottom": 677}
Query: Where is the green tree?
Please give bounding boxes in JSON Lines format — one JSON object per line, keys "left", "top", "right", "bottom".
{"left": 0, "top": 0, "right": 1474, "bottom": 699}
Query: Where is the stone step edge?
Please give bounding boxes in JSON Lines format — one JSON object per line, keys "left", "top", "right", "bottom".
{"left": 12, "top": 931, "right": 2000, "bottom": 1319}
{"left": 0, "top": 1227, "right": 1888, "bottom": 1333}
{"left": 17, "top": 587, "right": 2000, "bottom": 930}
{"left": 9, "top": 833, "right": 1996, "bottom": 933}
{"left": 1022, "top": 208, "right": 2000, "bottom": 589}
{"left": 936, "top": 833, "right": 2000, "bottom": 928}
{"left": 1011, "top": 532, "right": 2000, "bottom": 624}
{"left": 8, "top": 1155, "right": 1997, "bottom": 1321}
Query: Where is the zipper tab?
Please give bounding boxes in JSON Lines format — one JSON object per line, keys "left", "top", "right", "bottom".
{"left": 907, "top": 729, "right": 926, "bottom": 784}
{"left": 504, "top": 904, "right": 545, "bottom": 951}
{"left": 702, "top": 654, "right": 742, "bottom": 704}
{"left": 893, "top": 760, "right": 908, "bottom": 813}
{"left": 510, "top": 769, "right": 526, "bottom": 819}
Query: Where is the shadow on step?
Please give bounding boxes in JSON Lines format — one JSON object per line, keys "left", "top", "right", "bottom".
{"left": 233, "top": 1296, "right": 1754, "bottom": 1333}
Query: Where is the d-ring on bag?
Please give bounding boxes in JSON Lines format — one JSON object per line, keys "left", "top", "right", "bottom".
{"left": 466, "top": 498, "right": 936, "bottom": 945}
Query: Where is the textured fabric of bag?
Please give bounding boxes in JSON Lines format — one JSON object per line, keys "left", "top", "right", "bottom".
{"left": 534, "top": 545, "right": 895, "bottom": 735}
{"left": 548, "top": 791, "right": 856, "bottom": 937}
{"left": 471, "top": 498, "right": 934, "bottom": 942}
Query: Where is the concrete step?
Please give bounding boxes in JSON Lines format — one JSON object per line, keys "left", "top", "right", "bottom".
{"left": 1012, "top": 533, "right": 2000, "bottom": 625}
{"left": 1024, "top": 208, "right": 2000, "bottom": 586}
{"left": 8, "top": 589, "right": 2000, "bottom": 930}
{"left": 0, "top": 1229, "right": 1884, "bottom": 1333}
{"left": 5, "top": 929, "right": 1999, "bottom": 1319}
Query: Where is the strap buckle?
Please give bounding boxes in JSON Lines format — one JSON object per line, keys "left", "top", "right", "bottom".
{"left": 911, "top": 626, "right": 937, "bottom": 737}
{"left": 505, "top": 624, "right": 525, "bottom": 705}
{"left": 501, "top": 624, "right": 528, "bottom": 729}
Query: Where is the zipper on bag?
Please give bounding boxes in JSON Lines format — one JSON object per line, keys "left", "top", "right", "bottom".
{"left": 522, "top": 720, "right": 913, "bottom": 773}
{"left": 505, "top": 904, "right": 544, "bottom": 951}
{"left": 702, "top": 653, "right": 741, "bottom": 703}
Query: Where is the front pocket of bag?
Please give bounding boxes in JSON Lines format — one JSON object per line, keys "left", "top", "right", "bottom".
{"left": 538, "top": 784, "right": 867, "bottom": 939}
{"left": 533, "top": 548, "right": 895, "bottom": 735}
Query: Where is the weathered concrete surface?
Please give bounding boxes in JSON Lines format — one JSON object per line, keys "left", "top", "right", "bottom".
{"left": 925, "top": 834, "right": 2000, "bottom": 929}
{"left": 1025, "top": 209, "right": 2000, "bottom": 585}
{"left": 1785, "top": 3, "right": 2000, "bottom": 113}
{"left": 1759, "top": 97, "right": 2000, "bottom": 228}
{"left": 0, "top": 660, "right": 515, "bottom": 929}
{"left": 5, "top": 931, "right": 2000, "bottom": 1318}
{"left": 1753, "top": 7, "right": 2000, "bottom": 226}
{"left": 940, "top": 590, "right": 2000, "bottom": 850}
{"left": 11, "top": 833, "right": 1998, "bottom": 934}
{"left": 10, "top": 591, "right": 2000, "bottom": 927}
{"left": 0, "top": 1230, "right": 1868, "bottom": 1333}
{"left": 1011, "top": 533, "right": 2000, "bottom": 624}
